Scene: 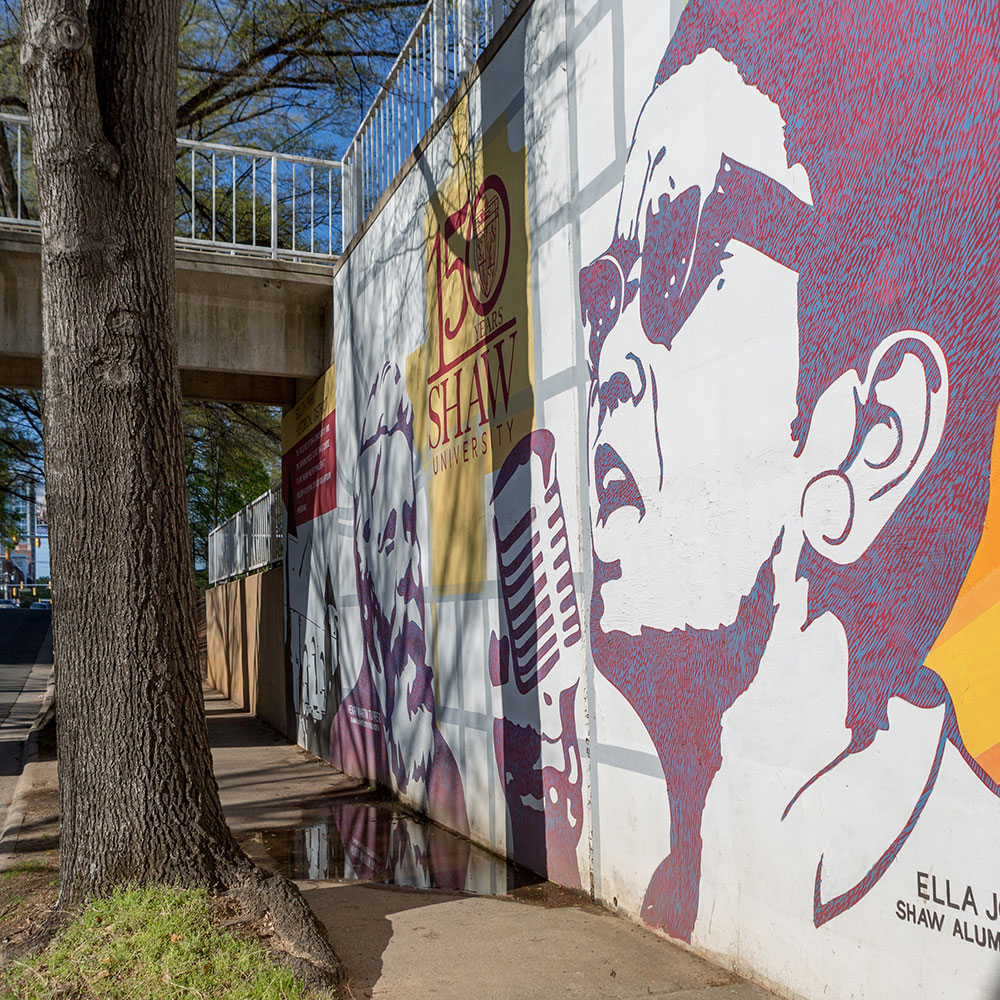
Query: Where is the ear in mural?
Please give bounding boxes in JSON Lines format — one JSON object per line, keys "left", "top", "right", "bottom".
{"left": 581, "top": 0, "right": 1000, "bottom": 943}
{"left": 489, "top": 430, "right": 584, "bottom": 887}
{"left": 329, "top": 363, "right": 470, "bottom": 838}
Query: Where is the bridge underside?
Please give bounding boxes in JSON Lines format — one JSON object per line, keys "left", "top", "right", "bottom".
{"left": 0, "top": 230, "right": 331, "bottom": 405}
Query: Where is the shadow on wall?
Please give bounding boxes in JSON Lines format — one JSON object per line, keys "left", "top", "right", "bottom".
{"left": 298, "top": 0, "right": 582, "bottom": 890}
{"left": 282, "top": 443, "right": 342, "bottom": 766}
{"left": 401, "top": 3, "right": 584, "bottom": 885}
{"left": 206, "top": 565, "right": 288, "bottom": 736}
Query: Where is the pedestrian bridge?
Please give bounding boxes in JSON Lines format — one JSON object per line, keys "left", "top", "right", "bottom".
{"left": 0, "top": 0, "right": 519, "bottom": 405}
{"left": 0, "top": 228, "right": 332, "bottom": 406}
{"left": 0, "top": 120, "right": 339, "bottom": 405}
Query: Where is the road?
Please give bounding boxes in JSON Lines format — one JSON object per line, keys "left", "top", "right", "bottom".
{"left": 0, "top": 608, "right": 51, "bottom": 834}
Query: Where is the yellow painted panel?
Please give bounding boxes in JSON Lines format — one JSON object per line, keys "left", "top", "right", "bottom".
{"left": 406, "top": 99, "right": 535, "bottom": 594}
{"left": 281, "top": 365, "right": 336, "bottom": 454}
{"left": 926, "top": 597, "right": 1000, "bottom": 757}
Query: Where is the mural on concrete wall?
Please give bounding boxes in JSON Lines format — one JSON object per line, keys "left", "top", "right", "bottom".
{"left": 291, "top": 87, "right": 588, "bottom": 886}
{"left": 489, "top": 430, "right": 585, "bottom": 888}
{"left": 329, "top": 363, "right": 470, "bottom": 837}
{"left": 402, "top": 97, "right": 587, "bottom": 883}
{"left": 279, "top": 0, "right": 1000, "bottom": 993}
{"left": 581, "top": 0, "right": 1000, "bottom": 952}
{"left": 283, "top": 368, "right": 340, "bottom": 759}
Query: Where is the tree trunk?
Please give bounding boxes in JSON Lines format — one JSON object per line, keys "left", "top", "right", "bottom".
{"left": 20, "top": 0, "right": 341, "bottom": 983}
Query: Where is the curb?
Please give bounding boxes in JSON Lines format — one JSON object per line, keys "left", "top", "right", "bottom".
{"left": 0, "top": 662, "right": 55, "bottom": 874}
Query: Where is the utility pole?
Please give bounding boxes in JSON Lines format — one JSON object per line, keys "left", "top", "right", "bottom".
{"left": 27, "top": 482, "right": 36, "bottom": 583}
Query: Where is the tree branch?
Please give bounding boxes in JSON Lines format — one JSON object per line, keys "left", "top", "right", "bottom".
{"left": 219, "top": 403, "right": 281, "bottom": 446}
{"left": 176, "top": 23, "right": 324, "bottom": 128}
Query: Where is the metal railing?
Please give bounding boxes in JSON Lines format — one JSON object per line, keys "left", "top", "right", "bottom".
{"left": 0, "top": 113, "right": 342, "bottom": 261}
{"left": 207, "top": 485, "right": 284, "bottom": 586}
{"left": 341, "top": 0, "right": 519, "bottom": 242}
{"left": 2, "top": 0, "right": 518, "bottom": 254}
{"left": 176, "top": 138, "right": 341, "bottom": 260}
{"left": 0, "top": 114, "right": 38, "bottom": 227}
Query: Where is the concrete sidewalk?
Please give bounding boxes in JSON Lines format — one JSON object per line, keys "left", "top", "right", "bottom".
{"left": 206, "top": 688, "right": 777, "bottom": 1000}
{"left": 0, "top": 614, "right": 52, "bottom": 837}
{"left": 0, "top": 687, "right": 777, "bottom": 999}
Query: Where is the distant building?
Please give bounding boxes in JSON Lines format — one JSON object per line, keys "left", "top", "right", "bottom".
{"left": 3, "top": 484, "right": 49, "bottom": 591}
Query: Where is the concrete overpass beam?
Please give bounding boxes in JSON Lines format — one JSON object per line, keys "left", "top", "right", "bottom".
{"left": 0, "top": 230, "right": 332, "bottom": 404}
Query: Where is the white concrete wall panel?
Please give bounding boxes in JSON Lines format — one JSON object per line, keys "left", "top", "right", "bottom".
{"left": 286, "top": 2, "right": 1000, "bottom": 998}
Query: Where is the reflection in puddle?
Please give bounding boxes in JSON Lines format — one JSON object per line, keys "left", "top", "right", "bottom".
{"left": 244, "top": 793, "right": 544, "bottom": 897}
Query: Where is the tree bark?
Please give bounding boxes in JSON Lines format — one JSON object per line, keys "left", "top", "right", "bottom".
{"left": 20, "top": 0, "right": 342, "bottom": 983}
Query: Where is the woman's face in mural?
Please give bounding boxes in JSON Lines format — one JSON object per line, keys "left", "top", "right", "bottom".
{"left": 584, "top": 50, "right": 814, "bottom": 633}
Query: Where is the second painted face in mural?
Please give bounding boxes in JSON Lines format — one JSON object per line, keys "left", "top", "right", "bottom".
{"left": 356, "top": 418, "right": 420, "bottom": 660}
{"left": 583, "top": 50, "right": 814, "bottom": 634}
{"left": 354, "top": 365, "right": 435, "bottom": 787}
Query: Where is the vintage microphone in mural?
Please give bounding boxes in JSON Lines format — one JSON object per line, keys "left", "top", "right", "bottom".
{"left": 492, "top": 432, "right": 582, "bottom": 686}
{"left": 489, "top": 429, "right": 584, "bottom": 887}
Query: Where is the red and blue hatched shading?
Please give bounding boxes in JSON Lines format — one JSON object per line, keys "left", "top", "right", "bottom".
{"left": 582, "top": 0, "right": 1000, "bottom": 940}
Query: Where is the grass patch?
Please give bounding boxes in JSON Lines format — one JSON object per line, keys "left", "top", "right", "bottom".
{"left": 0, "top": 884, "right": 327, "bottom": 999}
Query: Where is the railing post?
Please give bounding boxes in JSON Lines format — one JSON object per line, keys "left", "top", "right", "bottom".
{"left": 489, "top": 0, "right": 502, "bottom": 39}
{"left": 252, "top": 499, "right": 260, "bottom": 571}
{"left": 242, "top": 507, "right": 250, "bottom": 576}
{"left": 460, "top": 0, "right": 475, "bottom": 72}
{"left": 433, "top": 0, "right": 446, "bottom": 118}
{"left": 270, "top": 154, "right": 278, "bottom": 259}
{"left": 420, "top": 22, "right": 429, "bottom": 134}
{"left": 348, "top": 144, "right": 361, "bottom": 245}
{"left": 16, "top": 124, "right": 22, "bottom": 220}
{"left": 211, "top": 152, "right": 217, "bottom": 241}
{"left": 232, "top": 154, "right": 237, "bottom": 247}
{"left": 190, "top": 148, "right": 195, "bottom": 238}
{"left": 355, "top": 149, "right": 362, "bottom": 242}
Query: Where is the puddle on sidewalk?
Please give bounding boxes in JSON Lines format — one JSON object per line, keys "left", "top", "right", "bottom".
{"left": 240, "top": 792, "right": 551, "bottom": 899}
